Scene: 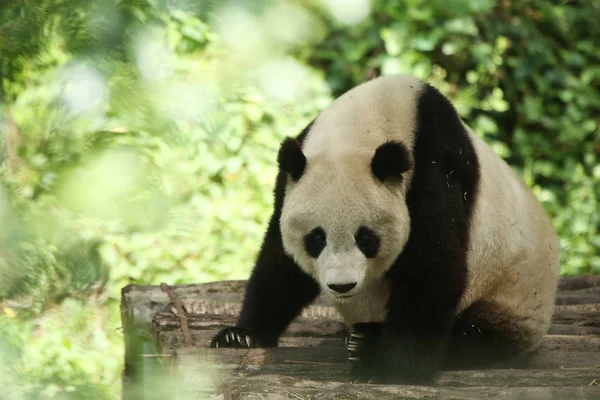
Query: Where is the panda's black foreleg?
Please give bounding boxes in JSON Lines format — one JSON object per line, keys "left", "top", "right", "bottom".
{"left": 345, "top": 322, "right": 383, "bottom": 382}
{"left": 211, "top": 210, "right": 320, "bottom": 349}
{"left": 356, "top": 272, "right": 465, "bottom": 385}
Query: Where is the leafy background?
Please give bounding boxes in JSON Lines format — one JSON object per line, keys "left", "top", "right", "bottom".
{"left": 0, "top": 0, "right": 599, "bottom": 398}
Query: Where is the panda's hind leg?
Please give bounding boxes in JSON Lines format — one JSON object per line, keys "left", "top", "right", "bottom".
{"left": 444, "top": 300, "right": 541, "bottom": 370}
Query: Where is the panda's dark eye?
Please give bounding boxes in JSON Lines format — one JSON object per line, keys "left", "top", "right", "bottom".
{"left": 304, "top": 227, "right": 326, "bottom": 258}
{"left": 355, "top": 226, "right": 380, "bottom": 258}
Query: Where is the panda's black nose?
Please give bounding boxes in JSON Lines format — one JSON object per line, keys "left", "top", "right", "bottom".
{"left": 328, "top": 282, "right": 357, "bottom": 293}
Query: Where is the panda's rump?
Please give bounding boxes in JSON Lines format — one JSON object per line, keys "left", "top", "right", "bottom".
{"left": 460, "top": 128, "right": 560, "bottom": 341}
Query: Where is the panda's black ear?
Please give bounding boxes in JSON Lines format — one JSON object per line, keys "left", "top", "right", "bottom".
{"left": 278, "top": 137, "right": 306, "bottom": 182}
{"left": 371, "top": 141, "right": 412, "bottom": 182}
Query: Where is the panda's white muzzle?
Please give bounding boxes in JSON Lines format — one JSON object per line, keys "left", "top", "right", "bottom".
{"left": 318, "top": 249, "right": 366, "bottom": 299}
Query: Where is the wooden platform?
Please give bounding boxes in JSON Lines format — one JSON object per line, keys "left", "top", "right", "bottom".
{"left": 121, "top": 276, "right": 600, "bottom": 399}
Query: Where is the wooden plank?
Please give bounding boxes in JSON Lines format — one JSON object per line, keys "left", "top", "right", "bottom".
{"left": 216, "top": 374, "right": 600, "bottom": 400}
{"left": 152, "top": 299, "right": 600, "bottom": 322}
{"left": 555, "top": 303, "right": 600, "bottom": 313}
{"left": 122, "top": 364, "right": 600, "bottom": 400}
{"left": 162, "top": 358, "right": 600, "bottom": 389}
{"left": 152, "top": 305, "right": 600, "bottom": 332}
{"left": 548, "top": 324, "right": 600, "bottom": 335}
{"left": 122, "top": 276, "right": 600, "bottom": 327}
{"left": 555, "top": 286, "right": 600, "bottom": 305}
{"left": 121, "top": 280, "right": 337, "bottom": 326}
{"left": 158, "top": 331, "right": 600, "bottom": 355}
{"left": 152, "top": 313, "right": 345, "bottom": 334}
{"left": 173, "top": 346, "right": 600, "bottom": 370}
{"left": 558, "top": 275, "right": 600, "bottom": 291}
{"left": 127, "top": 355, "right": 600, "bottom": 395}
{"left": 217, "top": 365, "right": 600, "bottom": 389}
{"left": 151, "top": 310, "right": 600, "bottom": 354}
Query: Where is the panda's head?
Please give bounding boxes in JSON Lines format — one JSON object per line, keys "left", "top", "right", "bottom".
{"left": 278, "top": 137, "right": 413, "bottom": 300}
{"left": 279, "top": 138, "right": 412, "bottom": 300}
{"left": 279, "top": 76, "right": 430, "bottom": 302}
{"left": 278, "top": 75, "right": 421, "bottom": 301}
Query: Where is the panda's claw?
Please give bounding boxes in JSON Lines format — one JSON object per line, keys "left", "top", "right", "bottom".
{"left": 210, "top": 327, "right": 257, "bottom": 349}
{"left": 351, "top": 375, "right": 374, "bottom": 384}
{"left": 350, "top": 332, "right": 365, "bottom": 339}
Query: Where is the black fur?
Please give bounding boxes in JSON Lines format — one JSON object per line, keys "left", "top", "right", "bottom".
{"left": 355, "top": 226, "right": 380, "bottom": 258}
{"left": 278, "top": 137, "right": 306, "bottom": 181}
{"left": 371, "top": 141, "right": 412, "bottom": 182}
{"left": 211, "top": 120, "right": 319, "bottom": 348}
{"left": 346, "top": 322, "right": 383, "bottom": 382}
{"left": 304, "top": 227, "right": 326, "bottom": 258}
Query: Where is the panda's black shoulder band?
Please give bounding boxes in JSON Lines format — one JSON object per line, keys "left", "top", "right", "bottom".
{"left": 278, "top": 137, "right": 306, "bottom": 182}
{"left": 371, "top": 141, "right": 412, "bottom": 182}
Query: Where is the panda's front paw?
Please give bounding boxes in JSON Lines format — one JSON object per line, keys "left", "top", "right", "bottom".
{"left": 210, "top": 327, "right": 257, "bottom": 348}
{"left": 346, "top": 322, "right": 382, "bottom": 361}
{"left": 346, "top": 330, "right": 365, "bottom": 364}
{"left": 346, "top": 323, "right": 382, "bottom": 382}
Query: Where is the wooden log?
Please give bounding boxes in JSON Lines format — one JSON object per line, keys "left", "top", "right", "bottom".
{"left": 152, "top": 313, "right": 346, "bottom": 339}
{"left": 551, "top": 310, "right": 600, "bottom": 327}
{"left": 127, "top": 354, "right": 600, "bottom": 393}
{"left": 217, "top": 374, "right": 600, "bottom": 400}
{"left": 558, "top": 275, "right": 600, "bottom": 291}
{"left": 225, "top": 365, "right": 600, "bottom": 389}
{"left": 158, "top": 331, "right": 600, "bottom": 355}
{"left": 556, "top": 294, "right": 600, "bottom": 305}
{"left": 555, "top": 303, "right": 600, "bottom": 313}
{"left": 158, "top": 358, "right": 600, "bottom": 390}
{"left": 152, "top": 305, "right": 600, "bottom": 333}
{"left": 548, "top": 324, "right": 600, "bottom": 335}
{"left": 122, "top": 276, "right": 600, "bottom": 329}
{"left": 152, "top": 311, "right": 600, "bottom": 356}
{"left": 172, "top": 346, "right": 600, "bottom": 370}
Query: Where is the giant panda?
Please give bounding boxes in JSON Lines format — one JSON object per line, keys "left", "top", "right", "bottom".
{"left": 210, "top": 74, "right": 560, "bottom": 384}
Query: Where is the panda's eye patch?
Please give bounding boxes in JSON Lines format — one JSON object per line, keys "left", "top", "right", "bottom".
{"left": 355, "top": 226, "right": 380, "bottom": 258}
{"left": 304, "top": 227, "right": 326, "bottom": 258}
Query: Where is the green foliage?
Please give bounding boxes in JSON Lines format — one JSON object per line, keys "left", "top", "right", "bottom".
{"left": 0, "top": 0, "right": 599, "bottom": 398}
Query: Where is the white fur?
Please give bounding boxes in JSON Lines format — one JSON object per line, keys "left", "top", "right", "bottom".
{"left": 460, "top": 126, "right": 560, "bottom": 344}
{"left": 279, "top": 75, "right": 559, "bottom": 335}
